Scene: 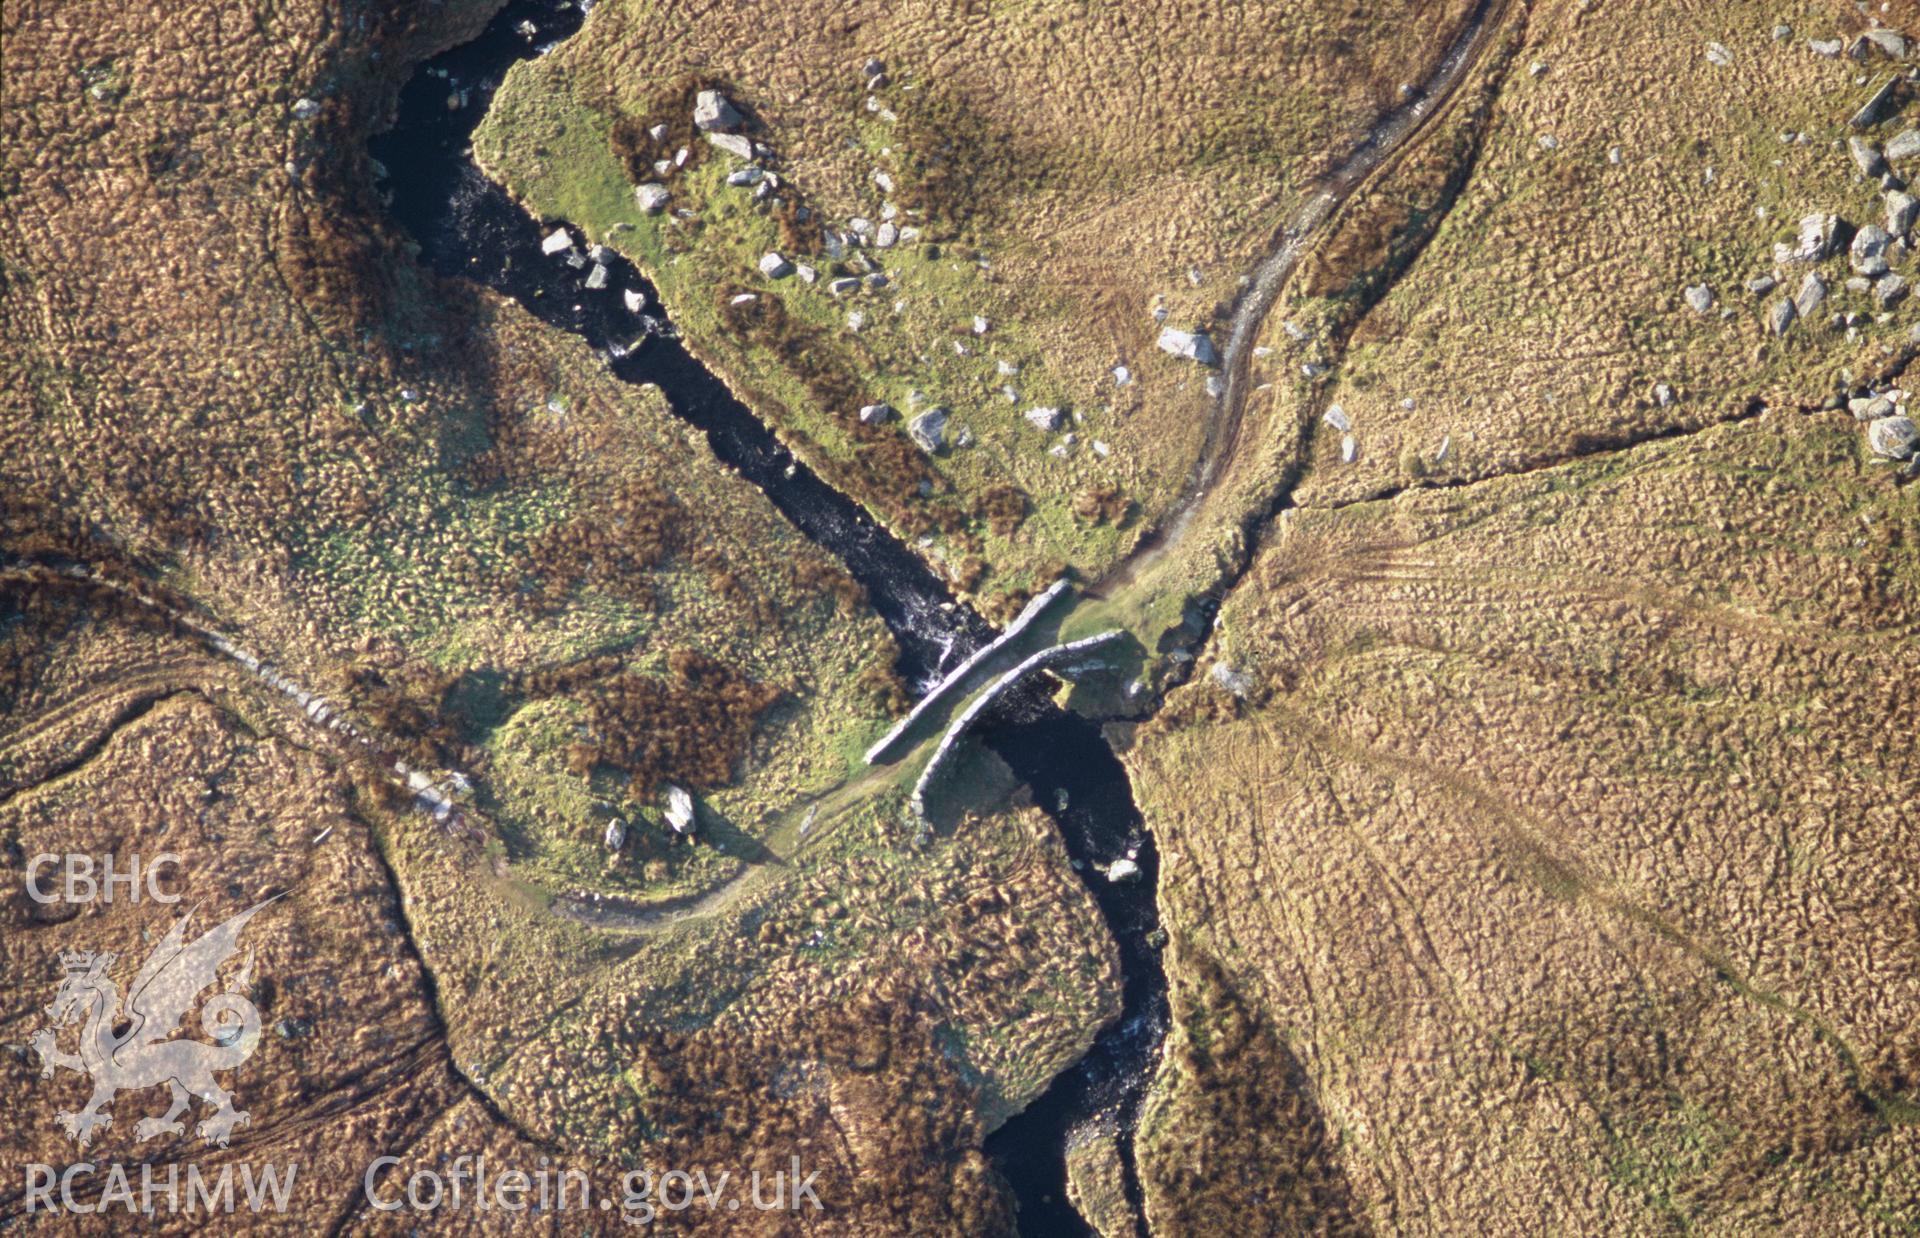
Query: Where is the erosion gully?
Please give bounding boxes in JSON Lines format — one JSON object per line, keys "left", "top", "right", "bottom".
{"left": 372, "top": 1, "right": 1162, "bottom": 1232}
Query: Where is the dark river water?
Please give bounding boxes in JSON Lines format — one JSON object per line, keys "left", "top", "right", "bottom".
{"left": 370, "top": 2, "right": 1167, "bottom": 1231}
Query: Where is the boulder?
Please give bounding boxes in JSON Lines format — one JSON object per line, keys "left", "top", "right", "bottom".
{"left": 692, "top": 89, "right": 743, "bottom": 133}
{"left": 1867, "top": 414, "right": 1918, "bottom": 458}
{"left": 858, "top": 402, "right": 895, "bottom": 425}
{"left": 1105, "top": 858, "right": 1141, "bottom": 883}
{"left": 726, "top": 166, "right": 764, "bottom": 186}
{"left": 1157, "top": 326, "right": 1218, "bottom": 365}
{"left": 1323, "top": 404, "right": 1352, "bottom": 432}
{"left": 828, "top": 277, "right": 861, "bottom": 296}
{"left": 1878, "top": 273, "right": 1910, "bottom": 305}
{"left": 1851, "top": 136, "right": 1888, "bottom": 178}
{"left": 707, "top": 132, "right": 753, "bottom": 160}
{"left": 1866, "top": 28, "right": 1909, "bottom": 58}
{"left": 1684, "top": 284, "right": 1715, "bottom": 314}
{"left": 1746, "top": 274, "right": 1777, "bottom": 295}
{"left": 1024, "top": 406, "right": 1065, "bottom": 432}
{"left": 635, "top": 183, "right": 670, "bottom": 213}
{"left": 1775, "top": 212, "right": 1841, "bottom": 265}
{"left": 664, "top": 785, "right": 696, "bottom": 834}
{"left": 1851, "top": 224, "right": 1892, "bottom": 275}
{"left": 1795, "top": 271, "right": 1828, "bottom": 317}
{"left": 874, "top": 221, "right": 898, "bottom": 248}
{"left": 1889, "top": 130, "right": 1920, "bottom": 164}
{"left": 1767, "top": 296, "right": 1798, "bottom": 337}
{"left": 908, "top": 407, "right": 949, "bottom": 452}
{"left": 1889, "top": 191, "right": 1920, "bottom": 237}
{"left": 1809, "top": 37, "right": 1843, "bottom": 57}
{"left": 540, "top": 227, "right": 573, "bottom": 256}
{"left": 1852, "top": 75, "right": 1902, "bottom": 129}
{"left": 603, "top": 817, "right": 625, "bottom": 852}
{"left": 1210, "top": 663, "right": 1254, "bottom": 697}
{"left": 758, "top": 251, "right": 794, "bottom": 279}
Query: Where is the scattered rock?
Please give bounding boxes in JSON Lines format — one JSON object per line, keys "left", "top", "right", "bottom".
{"left": 1705, "top": 42, "right": 1733, "bottom": 67}
{"left": 1868, "top": 414, "right": 1918, "bottom": 458}
{"left": 1653, "top": 383, "right": 1675, "bottom": 407}
{"left": 908, "top": 407, "right": 949, "bottom": 453}
{"left": 603, "top": 817, "right": 625, "bottom": 852}
{"left": 874, "top": 221, "right": 898, "bottom": 248}
{"left": 759, "top": 251, "right": 794, "bottom": 279}
{"left": 1889, "top": 129, "right": 1920, "bottom": 162}
{"left": 635, "top": 182, "right": 670, "bottom": 213}
{"left": 1851, "top": 136, "right": 1888, "bottom": 178}
{"left": 664, "top": 785, "right": 696, "bottom": 834}
{"left": 1746, "top": 274, "right": 1777, "bottom": 295}
{"left": 1809, "top": 37, "right": 1844, "bottom": 57}
{"left": 1773, "top": 24, "right": 1793, "bottom": 41}
{"left": 692, "top": 90, "right": 744, "bottom": 133}
{"left": 1878, "top": 273, "right": 1910, "bottom": 305}
{"left": 828, "top": 277, "right": 860, "bottom": 296}
{"left": 1025, "top": 406, "right": 1065, "bottom": 432}
{"left": 858, "top": 402, "right": 895, "bottom": 425}
{"left": 1323, "top": 404, "right": 1352, "bottom": 432}
{"left": 1340, "top": 433, "right": 1358, "bottom": 463}
{"left": 707, "top": 132, "right": 753, "bottom": 160}
{"left": 292, "top": 97, "right": 321, "bottom": 120}
{"left": 1156, "top": 327, "right": 1218, "bottom": 365}
{"left": 1684, "top": 283, "right": 1715, "bottom": 314}
{"left": 648, "top": 122, "right": 669, "bottom": 142}
{"left": 726, "top": 166, "right": 764, "bottom": 186}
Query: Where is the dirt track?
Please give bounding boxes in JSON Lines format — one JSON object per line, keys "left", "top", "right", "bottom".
{"left": 1095, "top": 0, "right": 1516, "bottom": 597}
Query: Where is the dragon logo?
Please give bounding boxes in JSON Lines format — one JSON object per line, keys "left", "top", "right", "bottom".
{"left": 31, "top": 898, "right": 278, "bottom": 1149}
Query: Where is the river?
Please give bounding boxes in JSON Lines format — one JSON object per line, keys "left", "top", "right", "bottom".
{"left": 369, "top": 2, "right": 1167, "bottom": 1232}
